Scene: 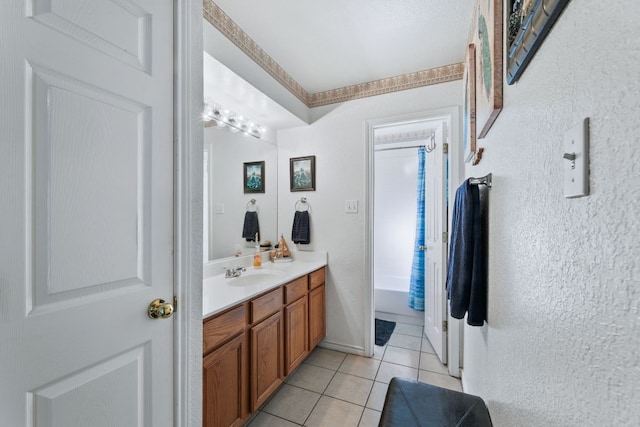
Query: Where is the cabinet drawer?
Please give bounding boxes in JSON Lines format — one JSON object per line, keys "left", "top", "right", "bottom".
{"left": 285, "top": 276, "right": 308, "bottom": 304}
{"left": 203, "top": 305, "right": 247, "bottom": 355}
{"left": 309, "top": 267, "right": 325, "bottom": 290}
{"left": 251, "top": 287, "right": 283, "bottom": 324}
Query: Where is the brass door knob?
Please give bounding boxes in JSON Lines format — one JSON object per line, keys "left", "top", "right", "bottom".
{"left": 147, "top": 298, "right": 174, "bottom": 319}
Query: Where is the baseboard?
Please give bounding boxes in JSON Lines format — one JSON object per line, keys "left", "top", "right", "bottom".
{"left": 317, "top": 340, "right": 365, "bottom": 356}
{"left": 460, "top": 368, "right": 467, "bottom": 392}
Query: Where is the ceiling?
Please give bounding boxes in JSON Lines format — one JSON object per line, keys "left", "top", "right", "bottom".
{"left": 203, "top": 0, "right": 475, "bottom": 129}
{"left": 203, "top": 53, "right": 306, "bottom": 135}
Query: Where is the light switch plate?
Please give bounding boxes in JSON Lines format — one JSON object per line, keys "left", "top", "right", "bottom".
{"left": 345, "top": 200, "right": 358, "bottom": 213}
{"left": 563, "top": 118, "right": 589, "bottom": 198}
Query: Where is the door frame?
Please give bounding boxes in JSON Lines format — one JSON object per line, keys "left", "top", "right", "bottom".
{"left": 174, "top": 1, "right": 203, "bottom": 426}
{"left": 365, "top": 106, "right": 461, "bottom": 377}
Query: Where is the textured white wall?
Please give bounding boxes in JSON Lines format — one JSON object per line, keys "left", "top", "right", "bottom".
{"left": 277, "top": 81, "right": 462, "bottom": 352}
{"left": 274, "top": 2, "right": 639, "bottom": 423}
{"left": 461, "top": 1, "right": 640, "bottom": 425}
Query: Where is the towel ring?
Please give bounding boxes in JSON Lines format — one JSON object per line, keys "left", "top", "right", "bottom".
{"left": 295, "top": 197, "right": 311, "bottom": 212}
{"left": 246, "top": 199, "right": 258, "bottom": 212}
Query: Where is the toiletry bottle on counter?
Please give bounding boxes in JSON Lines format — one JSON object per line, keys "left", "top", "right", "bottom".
{"left": 253, "top": 233, "right": 262, "bottom": 268}
{"left": 253, "top": 246, "right": 262, "bottom": 268}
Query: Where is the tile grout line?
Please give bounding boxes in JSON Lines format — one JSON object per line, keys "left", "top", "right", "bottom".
{"left": 300, "top": 355, "right": 343, "bottom": 426}
{"left": 256, "top": 332, "right": 457, "bottom": 426}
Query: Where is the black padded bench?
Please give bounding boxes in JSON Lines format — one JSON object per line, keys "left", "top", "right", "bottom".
{"left": 379, "top": 378, "right": 492, "bottom": 427}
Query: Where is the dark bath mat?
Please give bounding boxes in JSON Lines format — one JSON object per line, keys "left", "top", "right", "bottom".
{"left": 375, "top": 318, "right": 396, "bottom": 346}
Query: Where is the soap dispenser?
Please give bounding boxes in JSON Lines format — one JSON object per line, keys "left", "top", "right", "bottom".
{"left": 253, "top": 233, "right": 262, "bottom": 268}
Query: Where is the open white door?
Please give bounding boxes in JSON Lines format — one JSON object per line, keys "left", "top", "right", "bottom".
{"left": 0, "top": 1, "right": 175, "bottom": 425}
{"left": 424, "top": 122, "right": 448, "bottom": 363}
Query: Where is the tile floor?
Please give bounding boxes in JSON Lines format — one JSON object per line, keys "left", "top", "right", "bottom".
{"left": 246, "top": 322, "right": 462, "bottom": 427}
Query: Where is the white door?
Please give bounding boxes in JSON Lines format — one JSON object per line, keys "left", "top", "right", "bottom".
{"left": 424, "top": 122, "right": 448, "bottom": 363}
{"left": 0, "top": 1, "right": 175, "bottom": 425}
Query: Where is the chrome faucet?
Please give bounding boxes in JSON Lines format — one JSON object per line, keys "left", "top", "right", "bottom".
{"left": 223, "top": 266, "right": 246, "bottom": 278}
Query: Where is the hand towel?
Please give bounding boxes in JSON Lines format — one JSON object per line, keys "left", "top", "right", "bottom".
{"left": 291, "top": 210, "right": 310, "bottom": 244}
{"left": 445, "top": 179, "right": 488, "bottom": 326}
{"left": 242, "top": 211, "right": 260, "bottom": 242}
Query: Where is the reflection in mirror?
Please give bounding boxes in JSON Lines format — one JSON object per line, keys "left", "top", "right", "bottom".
{"left": 202, "top": 50, "right": 306, "bottom": 262}
{"left": 204, "top": 127, "right": 278, "bottom": 261}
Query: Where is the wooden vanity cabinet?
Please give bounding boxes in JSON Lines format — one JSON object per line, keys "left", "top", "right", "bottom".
{"left": 203, "top": 266, "right": 326, "bottom": 427}
{"left": 308, "top": 268, "right": 326, "bottom": 349}
{"left": 284, "top": 293, "right": 308, "bottom": 375}
{"left": 202, "top": 305, "right": 248, "bottom": 427}
{"left": 203, "top": 334, "right": 247, "bottom": 427}
{"left": 284, "top": 276, "right": 309, "bottom": 375}
{"left": 249, "top": 288, "right": 284, "bottom": 412}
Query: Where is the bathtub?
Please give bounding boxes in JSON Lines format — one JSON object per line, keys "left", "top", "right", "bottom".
{"left": 374, "top": 274, "right": 423, "bottom": 323}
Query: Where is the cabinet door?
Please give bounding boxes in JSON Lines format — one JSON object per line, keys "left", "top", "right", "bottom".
{"left": 250, "top": 311, "right": 284, "bottom": 411}
{"left": 203, "top": 333, "right": 247, "bottom": 427}
{"left": 309, "top": 284, "right": 326, "bottom": 349}
{"left": 285, "top": 296, "right": 309, "bottom": 375}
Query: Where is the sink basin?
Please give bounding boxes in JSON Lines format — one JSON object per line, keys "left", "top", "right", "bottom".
{"left": 226, "top": 268, "right": 285, "bottom": 286}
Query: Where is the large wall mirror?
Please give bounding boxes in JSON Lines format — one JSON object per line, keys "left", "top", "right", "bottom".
{"left": 204, "top": 127, "right": 278, "bottom": 261}
{"left": 203, "top": 52, "right": 280, "bottom": 262}
{"left": 202, "top": 48, "right": 305, "bottom": 262}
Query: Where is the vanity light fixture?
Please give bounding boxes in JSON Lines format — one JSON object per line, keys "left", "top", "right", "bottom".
{"left": 202, "top": 99, "right": 266, "bottom": 140}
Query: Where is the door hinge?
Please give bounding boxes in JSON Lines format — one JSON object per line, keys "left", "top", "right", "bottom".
{"left": 442, "top": 231, "right": 448, "bottom": 243}
{"left": 443, "top": 142, "right": 449, "bottom": 154}
{"left": 442, "top": 320, "right": 448, "bottom": 333}
{"left": 173, "top": 296, "right": 178, "bottom": 313}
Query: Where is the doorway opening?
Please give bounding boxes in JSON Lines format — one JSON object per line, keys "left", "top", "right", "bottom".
{"left": 366, "top": 107, "right": 462, "bottom": 377}
{"left": 373, "top": 124, "right": 433, "bottom": 325}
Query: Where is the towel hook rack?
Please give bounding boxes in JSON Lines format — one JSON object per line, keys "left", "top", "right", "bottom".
{"left": 295, "top": 197, "right": 311, "bottom": 212}
{"left": 246, "top": 198, "right": 258, "bottom": 212}
{"left": 424, "top": 134, "right": 436, "bottom": 153}
{"left": 469, "top": 173, "right": 492, "bottom": 188}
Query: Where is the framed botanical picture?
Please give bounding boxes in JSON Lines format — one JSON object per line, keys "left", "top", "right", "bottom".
{"left": 290, "top": 155, "right": 315, "bottom": 192}
{"left": 473, "top": 0, "right": 503, "bottom": 139}
{"left": 463, "top": 44, "right": 477, "bottom": 163}
{"left": 243, "top": 161, "right": 265, "bottom": 193}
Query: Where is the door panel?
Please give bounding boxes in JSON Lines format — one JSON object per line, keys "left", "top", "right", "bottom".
{"left": 32, "top": 65, "right": 149, "bottom": 307}
{"left": 29, "top": 0, "right": 151, "bottom": 72}
{"left": 30, "top": 344, "right": 148, "bottom": 426}
{"left": 285, "top": 296, "right": 308, "bottom": 375}
{"left": 203, "top": 334, "right": 247, "bottom": 427}
{"left": 1, "top": 0, "right": 174, "bottom": 425}
{"left": 251, "top": 311, "right": 284, "bottom": 411}
{"left": 424, "top": 123, "right": 448, "bottom": 363}
{"left": 309, "top": 284, "right": 326, "bottom": 349}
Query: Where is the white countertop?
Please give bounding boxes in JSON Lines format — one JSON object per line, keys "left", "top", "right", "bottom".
{"left": 202, "top": 251, "right": 327, "bottom": 319}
